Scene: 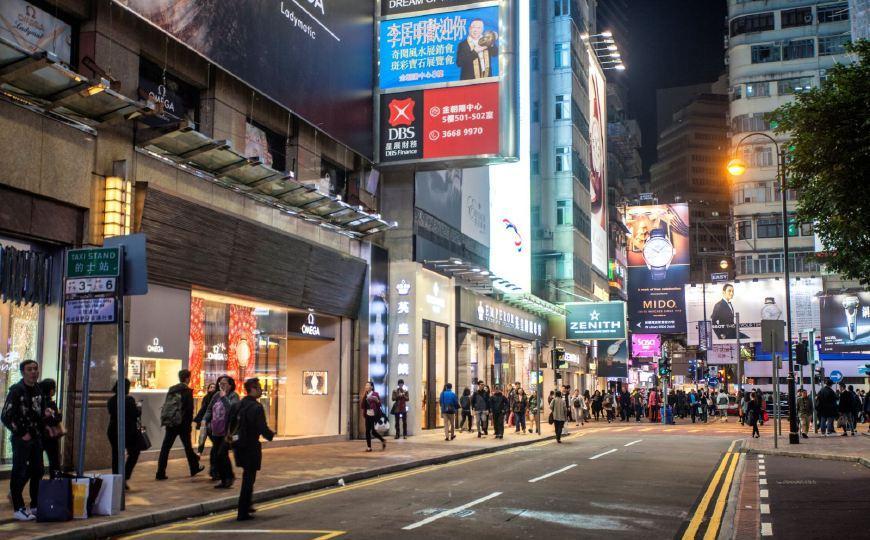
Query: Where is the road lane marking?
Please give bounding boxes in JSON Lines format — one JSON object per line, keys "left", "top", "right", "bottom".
{"left": 640, "top": 427, "right": 654, "bottom": 431}
{"left": 758, "top": 465, "right": 766, "bottom": 471}
{"left": 760, "top": 504, "right": 770, "bottom": 514}
{"left": 761, "top": 523, "right": 773, "bottom": 536}
{"left": 760, "top": 489, "right": 768, "bottom": 498}
{"left": 689, "top": 429, "right": 702, "bottom": 432}
{"left": 702, "top": 452, "right": 740, "bottom": 540}
{"left": 402, "top": 492, "right": 502, "bottom": 530}
{"left": 624, "top": 439, "right": 643, "bottom": 447}
{"left": 759, "top": 478, "right": 767, "bottom": 485}
{"left": 158, "top": 531, "right": 344, "bottom": 538}
{"left": 681, "top": 451, "right": 734, "bottom": 540}
{"left": 589, "top": 449, "right": 618, "bottom": 460}
{"left": 614, "top": 427, "right": 631, "bottom": 432}
{"left": 529, "top": 464, "right": 577, "bottom": 483}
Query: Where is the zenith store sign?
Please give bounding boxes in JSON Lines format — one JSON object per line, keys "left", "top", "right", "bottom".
{"left": 380, "top": 83, "right": 500, "bottom": 163}
{"left": 566, "top": 302, "right": 627, "bottom": 340}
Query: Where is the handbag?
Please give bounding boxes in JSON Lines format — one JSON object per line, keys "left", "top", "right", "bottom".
{"left": 762, "top": 410, "right": 770, "bottom": 423}
{"left": 548, "top": 412, "right": 554, "bottom": 425}
{"left": 135, "top": 423, "right": 152, "bottom": 451}
{"left": 374, "top": 415, "right": 390, "bottom": 435}
{"left": 837, "top": 414, "right": 849, "bottom": 428}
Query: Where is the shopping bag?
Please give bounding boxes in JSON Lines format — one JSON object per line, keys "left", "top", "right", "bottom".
{"left": 374, "top": 415, "right": 390, "bottom": 435}
{"left": 92, "top": 474, "right": 123, "bottom": 516}
{"left": 37, "top": 477, "right": 72, "bottom": 522}
{"left": 762, "top": 410, "right": 770, "bottom": 423}
{"left": 86, "top": 477, "right": 102, "bottom": 517}
{"left": 71, "top": 478, "right": 90, "bottom": 519}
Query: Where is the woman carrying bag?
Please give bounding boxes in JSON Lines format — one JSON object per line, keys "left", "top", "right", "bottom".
{"left": 39, "top": 379, "right": 64, "bottom": 479}
{"left": 361, "top": 381, "right": 386, "bottom": 452}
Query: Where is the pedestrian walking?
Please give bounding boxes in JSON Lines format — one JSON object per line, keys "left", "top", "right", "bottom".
{"left": 439, "top": 383, "right": 459, "bottom": 441}
{"left": 107, "top": 378, "right": 141, "bottom": 489}
{"left": 592, "top": 390, "right": 602, "bottom": 421}
{"left": 391, "top": 379, "right": 410, "bottom": 439}
{"left": 837, "top": 383, "right": 854, "bottom": 436}
{"left": 571, "top": 389, "right": 583, "bottom": 427}
{"left": 815, "top": 378, "right": 838, "bottom": 436}
{"left": 459, "top": 387, "right": 473, "bottom": 432}
{"left": 848, "top": 385, "right": 860, "bottom": 436}
{"left": 1, "top": 360, "right": 46, "bottom": 521}
{"left": 648, "top": 388, "right": 659, "bottom": 423}
{"left": 747, "top": 391, "right": 762, "bottom": 438}
{"left": 716, "top": 391, "right": 730, "bottom": 422}
{"left": 633, "top": 389, "right": 644, "bottom": 422}
{"left": 603, "top": 390, "right": 615, "bottom": 423}
{"left": 796, "top": 388, "right": 812, "bottom": 439}
{"left": 205, "top": 376, "right": 240, "bottom": 488}
{"left": 551, "top": 390, "right": 568, "bottom": 443}
{"left": 156, "top": 369, "right": 204, "bottom": 480}
{"left": 361, "top": 381, "right": 386, "bottom": 451}
{"left": 38, "top": 378, "right": 63, "bottom": 479}
{"left": 230, "top": 378, "right": 274, "bottom": 521}
{"left": 513, "top": 388, "right": 528, "bottom": 433}
{"left": 472, "top": 385, "right": 490, "bottom": 437}
{"left": 194, "top": 382, "right": 217, "bottom": 458}
{"left": 490, "top": 386, "right": 508, "bottom": 439}
{"left": 528, "top": 391, "right": 539, "bottom": 433}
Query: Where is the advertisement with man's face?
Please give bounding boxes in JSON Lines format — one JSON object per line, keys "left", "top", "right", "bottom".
{"left": 588, "top": 52, "right": 608, "bottom": 275}
{"left": 685, "top": 278, "right": 822, "bottom": 345}
{"left": 625, "top": 204, "right": 691, "bottom": 334}
{"left": 820, "top": 292, "right": 870, "bottom": 352}
{"left": 379, "top": 6, "right": 500, "bottom": 90}
{"left": 116, "top": 0, "right": 374, "bottom": 158}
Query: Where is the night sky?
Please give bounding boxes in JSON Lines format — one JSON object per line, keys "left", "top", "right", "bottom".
{"left": 623, "top": 0, "right": 728, "bottom": 177}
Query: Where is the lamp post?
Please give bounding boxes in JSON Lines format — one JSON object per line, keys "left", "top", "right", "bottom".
{"left": 727, "top": 133, "right": 800, "bottom": 445}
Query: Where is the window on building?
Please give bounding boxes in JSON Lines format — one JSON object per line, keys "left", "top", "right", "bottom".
{"left": 554, "top": 42, "right": 570, "bottom": 68}
{"left": 554, "top": 0, "right": 569, "bottom": 17}
{"left": 730, "top": 12, "right": 775, "bottom": 36}
{"left": 531, "top": 153, "right": 540, "bottom": 175}
{"left": 742, "top": 145, "right": 774, "bottom": 168}
{"left": 732, "top": 114, "right": 771, "bottom": 133}
{"left": 781, "top": 7, "right": 813, "bottom": 28}
{"left": 751, "top": 44, "right": 781, "bottom": 63}
{"left": 745, "top": 82, "right": 771, "bottom": 98}
{"left": 756, "top": 216, "right": 783, "bottom": 238}
{"left": 736, "top": 220, "right": 753, "bottom": 240}
{"left": 818, "top": 34, "right": 850, "bottom": 56}
{"left": 777, "top": 76, "right": 814, "bottom": 95}
{"left": 758, "top": 253, "right": 784, "bottom": 273}
{"left": 572, "top": 202, "right": 590, "bottom": 237}
{"left": 557, "top": 254, "right": 572, "bottom": 280}
{"left": 800, "top": 222, "right": 813, "bottom": 236}
{"left": 782, "top": 39, "right": 815, "bottom": 60}
{"left": 790, "top": 251, "right": 821, "bottom": 273}
{"left": 573, "top": 257, "right": 591, "bottom": 287}
{"left": 817, "top": 3, "right": 849, "bottom": 23}
{"left": 737, "top": 255, "right": 754, "bottom": 275}
{"left": 730, "top": 85, "right": 742, "bottom": 101}
{"left": 531, "top": 50, "right": 539, "bottom": 71}
{"left": 555, "top": 146, "right": 571, "bottom": 172}
{"left": 555, "top": 94, "right": 570, "bottom": 120}
{"left": 556, "top": 200, "right": 570, "bottom": 225}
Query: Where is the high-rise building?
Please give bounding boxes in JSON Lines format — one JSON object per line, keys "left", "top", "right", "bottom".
{"left": 726, "top": 0, "right": 852, "bottom": 279}
{"left": 650, "top": 77, "right": 731, "bottom": 283}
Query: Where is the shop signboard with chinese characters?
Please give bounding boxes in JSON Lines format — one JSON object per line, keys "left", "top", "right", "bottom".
{"left": 819, "top": 292, "right": 870, "bottom": 352}
{"left": 565, "top": 302, "right": 627, "bottom": 341}
{"left": 624, "top": 204, "right": 690, "bottom": 334}
{"left": 64, "top": 247, "right": 121, "bottom": 325}
{"left": 456, "top": 288, "right": 547, "bottom": 342}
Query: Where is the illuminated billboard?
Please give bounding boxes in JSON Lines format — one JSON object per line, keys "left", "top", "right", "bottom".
{"left": 588, "top": 52, "right": 608, "bottom": 275}
{"left": 382, "top": 0, "right": 484, "bottom": 16}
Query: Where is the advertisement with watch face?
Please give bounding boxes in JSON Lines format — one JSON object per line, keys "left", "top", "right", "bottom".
{"left": 819, "top": 292, "right": 870, "bottom": 352}
{"left": 624, "top": 204, "right": 690, "bottom": 334}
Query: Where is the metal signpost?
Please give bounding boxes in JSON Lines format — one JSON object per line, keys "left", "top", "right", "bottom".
{"left": 761, "top": 319, "right": 785, "bottom": 449}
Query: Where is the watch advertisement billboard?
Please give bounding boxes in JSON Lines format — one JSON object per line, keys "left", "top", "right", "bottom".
{"left": 1, "top": 0, "right": 72, "bottom": 65}
{"left": 379, "top": 6, "right": 500, "bottom": 90}
{"left": 588, "top": 52, "right": 608, "bottom": 275}
{"left": 566, "top": 302, "right": 627, "bottom": 340}
{"left": 380, "top": 83, "right": 500, "bottom": 162}
{"left": 631, "top": 334, "right": 661, "bottom": 358}
{"left": 624, "top": 204, "right": 691, "bottom": 334}
{"left": 684, "top": 277, "right": 822, "bottom": 345}
{"left": 819, "top": 292, "right": 870, "bottom": 352}
{"left": 115, "top": 0, "right": 374, "bottom": 158}
{"left": 382, "top": 0, "right": 485, "bottom": 16}
{"left": 597, "top": 339, "right": 629, "bottom": 378}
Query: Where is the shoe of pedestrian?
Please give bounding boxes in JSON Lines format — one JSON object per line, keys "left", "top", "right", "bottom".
{"left": 13, "top": 508, "right": 36, "bottom": 521}
{"left": 366, "top": 447, "right": 372, "bottom": 452}
{"left": 403, "top": 436, "right": 407, "bottom": 439}
{"left": 155, "top": 474, "right": 168, "bottom": 481}
{"left": 214, "top": 482, "right": 232, "bottom": 489}
{"left": 802, "top": 433, "right": 808, "bottom": 439}
{"left": 28, "top": 507, "right": 37, "bottom": 518}
{"left": 445, "top": 437, "right": 450, "bottom": 441}
{"left": 451, "top": 435, "right": 456, "bottom": 440}
{"left": 381, "top": 440, "right": 386, "bottom": 451}
{"left": 249, "top": 506, "right": 257, "bottom": 513}
{"left": 237, "top": 514, "right": 255, "bottom": 522}
{"left": 191, "top": 464, "right": 205, "bottom": 477}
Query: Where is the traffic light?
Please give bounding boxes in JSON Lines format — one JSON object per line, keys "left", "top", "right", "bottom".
{"left": 552, "top": 348, "right": 566, "bottom": 370}
{"left": 658, "top": 358, "right": 671, "bottom": 377}
{"left": 796, "top": 340, "right": 809, "bottom": 366}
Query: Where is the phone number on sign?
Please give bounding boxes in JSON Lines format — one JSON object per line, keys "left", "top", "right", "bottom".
{"left": 436, "top": 127, "right": 485, "bottom": 139}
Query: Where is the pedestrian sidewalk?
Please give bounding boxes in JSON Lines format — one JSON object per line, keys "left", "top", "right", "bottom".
{"left": 741, "top": 429, "right": 870, "bottom": 466}
{"left": 0, "top": 425, "right": 558, "bottom": 540}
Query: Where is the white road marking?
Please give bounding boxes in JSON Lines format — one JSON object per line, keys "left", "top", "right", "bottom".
{"left": 758, "top": 465, "right": 766, "bottom": 471}
{"left": 760, "top": 504, "right": 770, "bottom": 514}
{"left": 758, "top": 454, "right": 765, "bottom": 458}
{"left": 760, "top": 489, "right": 768, "bottom": 498}
{"left": 761, "top": 522, "right": 773, "bottom": 536}
{"left": 402, "top": 492, "right": 502, "bottom": 530}
{"left": 589, "top": 448, "right": 619, "bottom": 460}
{"left": 759, "top": 478, "right": 767, "bottom": 485}
{"left": 529, "top": 464, "right": 577, "bottom": 483}
{"left": 624, "top": 439, "right": 643, "bottom": 447}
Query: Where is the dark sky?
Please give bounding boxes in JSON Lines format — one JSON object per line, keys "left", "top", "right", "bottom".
{"left": 621, "top": 0, "right": 728, "bottom": 177}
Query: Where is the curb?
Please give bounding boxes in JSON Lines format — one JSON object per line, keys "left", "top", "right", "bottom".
{"left": 32, "top": 433, "right": 557, "bottom": 540}
{"left": 743, "top": 447, "right": 870, "bottom": 468}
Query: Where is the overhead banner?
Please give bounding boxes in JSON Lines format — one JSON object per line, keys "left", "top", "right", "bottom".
{"left": 588, "top": 52, "right": 608, "bottom": 275}
{"left": 631, "top": 334, "right": 661, "bottom": 358}
{"left": 566, "top": 302, "right": 627, "bottom": 340}
{"left": 382, "top": 0, "right": 484, "bottom": 16}
{"left": 380, "top": 83, "right": 500, "bottom": 162}
{"left": 684, "top": 277, "right": 822, "bottom": 345}
{"left": 819, "top": 292, "right": 870, "bottom": 352}
{"left": 379, "top": 6, "right": 500, "bottom": 90}
{"left": 1, "top": 0, "right": 72, "bottom": 64}
{"left": 624, "top": 204, "right": 691, "bottom": 334}
{"left": 116, "top": 0, "right": 374, "bottom": 158}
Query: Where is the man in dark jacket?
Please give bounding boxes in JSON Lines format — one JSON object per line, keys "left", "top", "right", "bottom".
{"left": 815, "top": 378, "right": 838, "bottom": 436}
{"left": 391, "top": 379, "right": 409, "bottom": 440}
{"left": 1, "top": 360, "right": 46, "bottom": 521}
{"left": 156, "top": 369, "right": 203, "bottom": 480}
{"left": 231, "top": 378, "right": 274, "bottom": 521}
{"left": 472, "top": 386, "right": 490, "bottom": 437}
{"left": 489, "top": 387, "right": 509, "bottom": 439}
{"left": 837, "top": 383, "right": 854, "bottom": 436}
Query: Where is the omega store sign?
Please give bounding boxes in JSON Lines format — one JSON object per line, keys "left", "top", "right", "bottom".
{"left": 456, "top": 288, "right": 547, "bottom": 342}
{"left": 287, "top": 311, "right": 337, "bottom": 340}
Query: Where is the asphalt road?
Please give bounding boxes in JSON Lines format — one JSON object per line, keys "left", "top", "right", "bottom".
{"left": 761, "top": 454, "right": 870, "bottom": 539}
{"left": 121, "top": 429, "right": 736, "bottom": 540}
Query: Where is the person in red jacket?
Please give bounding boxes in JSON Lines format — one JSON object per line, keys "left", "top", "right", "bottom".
{"left": 361, "top": 381, "right": 386, "bottom": 452}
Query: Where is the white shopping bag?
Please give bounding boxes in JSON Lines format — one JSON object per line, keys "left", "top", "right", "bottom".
{"left": 92, "top": 474, "right": 123, "bottom": 516}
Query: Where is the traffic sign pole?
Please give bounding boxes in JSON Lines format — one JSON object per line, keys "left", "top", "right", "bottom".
{"left": 116, "top": 245, "right": 127, "bottom": 510}
{"left": 76, "top": 322, "right": 93, "bottom": 477}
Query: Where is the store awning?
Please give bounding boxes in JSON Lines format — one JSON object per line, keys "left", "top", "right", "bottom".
{"left": 0, "top": 36, "right": 154, "bottom": 133}
{"left": 138, "top": 125, "right": 393, "bottom": 237}
{"left": 501, "top": 292, "right": 567, "bottom": 318}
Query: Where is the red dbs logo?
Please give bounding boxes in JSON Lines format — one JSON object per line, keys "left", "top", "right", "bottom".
{"left": 388, "top": 98, "right": 415, "bottom": 127}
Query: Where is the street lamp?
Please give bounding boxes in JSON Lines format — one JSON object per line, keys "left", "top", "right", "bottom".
{"left": 727, "top": 132, "right": 800, "bottom": 445}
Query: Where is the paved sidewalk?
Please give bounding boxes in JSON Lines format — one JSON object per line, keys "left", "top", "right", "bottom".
{"left": 0, "top": 425, "right": 559, "bottom": 540}
{"left": 741, "top": 429, "right": 870, "bottom": 466}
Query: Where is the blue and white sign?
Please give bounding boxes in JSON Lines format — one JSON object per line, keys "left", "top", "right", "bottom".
{"left": 707, "top": 377, "right": 719, "bottom": 388}
{"left": 64, "top": 297, "right": 116, "bottom": 325}
{"left": 379, "top": 6, "right": 500, "bottom": 90}
{"left": 829, "top": 370, "right": 844, "bottom": 383}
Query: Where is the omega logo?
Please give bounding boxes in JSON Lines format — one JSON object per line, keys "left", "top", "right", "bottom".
{"left": 301, "top": 311, "right": 321, "bottom": 336}
{"left": 146, "top": 338, "right": 164, "bottom": 354}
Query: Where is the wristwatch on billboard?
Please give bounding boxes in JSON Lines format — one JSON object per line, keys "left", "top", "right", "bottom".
{"left": 643, "top": 228, "right": 675, "bottom": 281}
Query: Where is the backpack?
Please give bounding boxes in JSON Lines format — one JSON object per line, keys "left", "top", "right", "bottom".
{"left": 210, "top": 398, "right": 228, "bottom": 436}
{"left": 573, "top": 398, "right": 582, "bottom": 409}
{"left": 160, "top": 391, "right": 184, "bottom": 428}
{"left": 460, "top": 395, "right": 470, "bottom": 410}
